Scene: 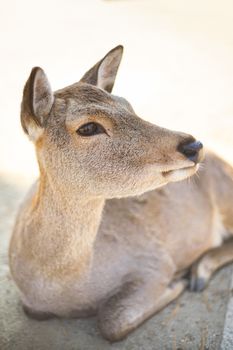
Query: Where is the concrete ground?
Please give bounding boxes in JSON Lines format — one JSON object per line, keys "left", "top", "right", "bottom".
{"left": 0, "top": 175, "right": 232, "bottom": 350}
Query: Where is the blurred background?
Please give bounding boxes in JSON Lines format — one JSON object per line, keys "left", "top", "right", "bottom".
{"left": 0, "top": 0, "right": 233, "bottom": 183}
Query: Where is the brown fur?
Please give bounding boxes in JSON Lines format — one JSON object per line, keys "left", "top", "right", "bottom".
{"left": 9, "top": 46, "right": 233, "bottom": 341}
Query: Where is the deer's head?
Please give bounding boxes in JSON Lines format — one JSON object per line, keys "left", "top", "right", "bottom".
{"left": 21, "top": 46, "right": 203, "bottom": 198}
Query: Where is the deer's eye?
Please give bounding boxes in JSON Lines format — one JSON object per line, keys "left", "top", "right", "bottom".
{"left": 77, "top": 122, "right": 106, "bottom": 137}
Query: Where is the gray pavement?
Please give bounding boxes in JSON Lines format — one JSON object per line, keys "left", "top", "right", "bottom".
{"left": 0, "top": 175, "right": 232, "bottom": 350}
{"left": 221, "top": 275, "right": 233, "bottom": 350}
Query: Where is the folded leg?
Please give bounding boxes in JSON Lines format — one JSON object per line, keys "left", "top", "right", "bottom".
{"left": 190, "top": 239, "right": 233, "bottom": 292}
{"left": 98, "top": 278, "right": 186, "bottom": 341}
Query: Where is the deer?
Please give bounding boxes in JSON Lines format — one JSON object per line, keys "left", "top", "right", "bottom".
{"left": 9, "top": 45, "right": 233, "bottom": 342}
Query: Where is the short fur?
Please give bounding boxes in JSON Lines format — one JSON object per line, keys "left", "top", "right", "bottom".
{"left": 9, "top": 46, "right": 233, "bottom": 341}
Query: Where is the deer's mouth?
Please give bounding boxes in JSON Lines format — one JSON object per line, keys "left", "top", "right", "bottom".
{"left": 162, "top": 164, "right": 199, "bottom": 182}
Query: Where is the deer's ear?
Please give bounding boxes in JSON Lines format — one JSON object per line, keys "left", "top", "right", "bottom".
{"left": 80, "top": 45, "right": 123, "bottom": 93}
{"left": 21, "top": 67, "right": 54, "bottom": 139}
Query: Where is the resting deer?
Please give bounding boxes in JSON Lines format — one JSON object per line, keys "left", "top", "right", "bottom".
{"left": 9, "top": 46, "right": 233, "bottom": 341}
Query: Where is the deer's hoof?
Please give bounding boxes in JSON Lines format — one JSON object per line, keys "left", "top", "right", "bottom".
{"left": 189, "top": 276, "right": 207, "bottom": 292}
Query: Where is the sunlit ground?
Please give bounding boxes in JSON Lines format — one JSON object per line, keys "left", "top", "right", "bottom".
{"left": 1, "top": 0, "right": 233, "bottom": 183}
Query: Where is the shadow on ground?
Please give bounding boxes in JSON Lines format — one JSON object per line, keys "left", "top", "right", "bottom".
{"left": 0, "top": 175, "right": 232, "bottom": 350}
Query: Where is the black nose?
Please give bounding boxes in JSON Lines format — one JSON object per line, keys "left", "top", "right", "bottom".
{"left": 178, "top": 140, "right": 203, "bottom": 163}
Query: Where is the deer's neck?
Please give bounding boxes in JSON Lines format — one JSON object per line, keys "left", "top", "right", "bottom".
{"left": 31, "top": 175, "right": 105, "bottom": 278}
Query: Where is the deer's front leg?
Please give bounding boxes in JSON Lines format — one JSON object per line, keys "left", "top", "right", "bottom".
{"left": 97, "top": 278, "right": 186, "bottom": 342}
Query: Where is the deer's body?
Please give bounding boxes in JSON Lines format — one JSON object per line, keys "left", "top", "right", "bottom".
{"left": 9, "top": 46, "right": 233, "bottom": 341}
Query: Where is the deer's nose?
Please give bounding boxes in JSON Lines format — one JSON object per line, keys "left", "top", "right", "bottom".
{"left": 178, "top": 140, "right": 203, "bottom": 164}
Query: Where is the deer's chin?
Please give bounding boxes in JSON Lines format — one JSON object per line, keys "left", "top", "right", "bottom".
{"left": 162, "top": 164, "right": 199, "bottom": 182}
